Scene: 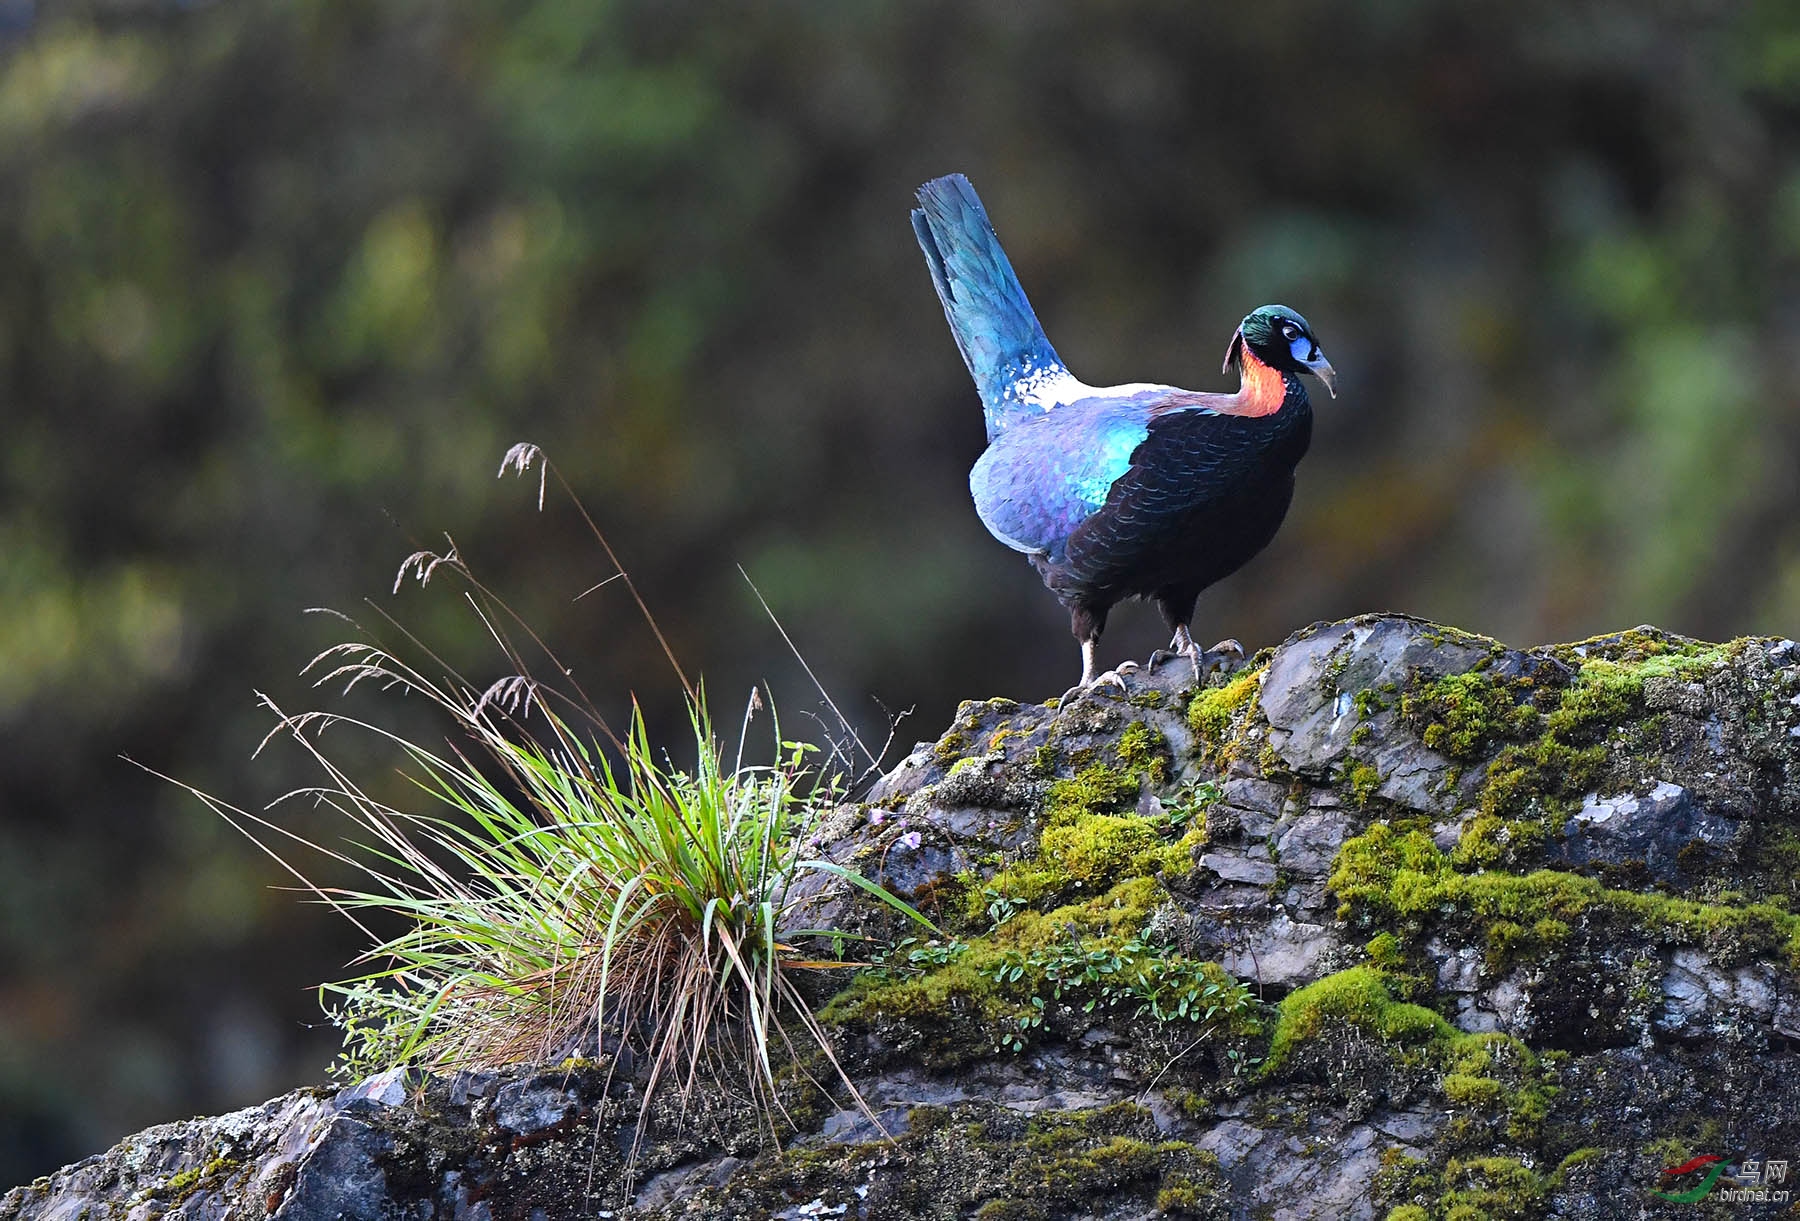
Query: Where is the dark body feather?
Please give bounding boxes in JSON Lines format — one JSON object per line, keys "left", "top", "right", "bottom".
{"left": 1034, "top": 381, "right": 1312, "bottom": 641}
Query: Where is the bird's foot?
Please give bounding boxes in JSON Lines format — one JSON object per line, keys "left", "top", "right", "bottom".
{"left": 1093, "top": 667, "right": 1132, "bottom": 693}
{"left": 1146, "top": 644, "right": 1198, "bottom": 673}
{"left": 1206, "top": 638, "right": 1246, "bottom": 666}
{"left": 1058, "top": 667, "right": 1131, "bottom": 707}
{"left": 1194, "top": 638, "right": 1246, "bottom": 681}
{"left": 1147, "top": 634, "right": 1246, "bottom": 684}
{"left": 1147, "top": 624, "right": 1204, "bottom": 681}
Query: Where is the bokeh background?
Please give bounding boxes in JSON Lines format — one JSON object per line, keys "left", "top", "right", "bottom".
{"left": 4, "top": 0, "right": 1800, "bottom": 1184}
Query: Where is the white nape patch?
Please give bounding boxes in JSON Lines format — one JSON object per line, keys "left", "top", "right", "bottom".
{"left": 1011, "top": 366, "right": 1181, "bottom": 410}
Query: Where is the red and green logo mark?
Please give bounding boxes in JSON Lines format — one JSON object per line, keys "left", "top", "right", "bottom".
{"left": 1652, "top": 1154, "right": 1729, "bottom": 1203}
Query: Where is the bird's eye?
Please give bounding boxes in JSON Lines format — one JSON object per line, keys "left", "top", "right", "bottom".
{"left": 1280, "top": 323, "right": 1299, "bottom": 340}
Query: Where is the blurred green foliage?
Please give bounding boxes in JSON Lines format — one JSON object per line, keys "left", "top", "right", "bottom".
{"left": 2, "top": 0, "right": 1799, "bottom": 1184}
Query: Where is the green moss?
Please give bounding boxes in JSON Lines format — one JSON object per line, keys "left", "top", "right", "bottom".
{"left": 1403, "top": 669, "right": 1540, "bottom": 761}
{"left": 1262, "top": 966, "right": 1457, "bottom": 1075}
{"left": 1127, "top": 688, "right": 1167, "bottom": 709}
{"left": 1152, "top": 822, "right": 1209, "bottom": 880}
{"left": 1006, "top": 876, "right": 1168, "bottom": 946}
{"left": 1262, "top": 966, "right": 1558, "bottom": 1142}
{"left": 1437, "top": 1155, "right": 1545, "bottom": 1220}
{"left": 1379, "top": 1147, "right": 1559, "bottom": 1219}
{"left": 935, "top": 731, "right": 972, "bottom": 765}
{"left": 1186, "top": 669, "right": 1261, "bottom": 764}
{"left": 838, "top": 868, "right": 1258, "bottom": 1062}
{"left": 1330, "top": 823, "right": 1800, "bottom": 970}
{"left": 721, "top": 1099, "right": 1220, "bottom": 1219}
{"left": 1165, "top": 1088, "right": 1214, "bottom": 1120}
{"left": 973, "top": 1201, "right": 1040, "bottom": 1221}
{"left": 1114, "top": 721, "right": 1170, "bottom": 785}
{"left": 1044, "top": 764, "right": 1139, "bottom": 827}
{"left": 1154, "top": 1160, "right": 1231, "bottom": 1216}
{"left": 1365, "top": 931, "right": 1405, "bottom": 969}
{"left": 830, "top": 701, "right": 1263, "bottom": 1068}
{"left": 993, "top": 722, "right": 1185, "bottom": 904}
{"left": 153, "top": 1155, "right": 240, "bottom": 1205}
{"left": 978, "top": 816, "right": 1173, "bottom": 917}
{"left": 1040, "top": 815, "right": 1159, "bottom": 888}
{"left": 819, "top": 943, "right": 1036, "bottom": 1065}
{"left": 976, "top": 740, "right": 1204, "bottom": 924}
{"left": 1441, "top": 1072, "right": 1505, "bottom": 1107}
{"left": 1037, "top": 1134, "right": 1167, "bottom": 1192}
{"left": 1341, "top": 759, "right": 1383, "bottom": 808}
{"left": 1394, "top": 643, "right": 1740, "bottom": 864}
{"left": 1549, "top": 1147, "right": 1603, "bottom": 1186}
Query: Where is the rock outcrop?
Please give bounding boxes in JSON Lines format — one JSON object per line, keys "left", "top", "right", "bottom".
{"left": 9, "top": 615, "right": 1800, "bottom": 1221}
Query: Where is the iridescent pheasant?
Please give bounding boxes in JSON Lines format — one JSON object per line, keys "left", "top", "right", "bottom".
{"left": 912, "top": 173, "right": 1336, "bottom": 688}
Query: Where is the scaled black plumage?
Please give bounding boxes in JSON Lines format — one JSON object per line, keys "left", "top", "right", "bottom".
{"left": 912, "top": 174, "right": 1336, "bottom": 687}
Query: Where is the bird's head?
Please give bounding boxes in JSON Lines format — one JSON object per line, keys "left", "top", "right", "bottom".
{"left": 1224, "top": 305, "right": 1336, "bottom": 398}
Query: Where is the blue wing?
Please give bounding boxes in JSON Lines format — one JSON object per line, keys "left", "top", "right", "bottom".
{"left": 913, "top": 175, "right": 1068, "bottom": 440}
{"left": 969, "top": 396, "right": 1163, "bottom": 561}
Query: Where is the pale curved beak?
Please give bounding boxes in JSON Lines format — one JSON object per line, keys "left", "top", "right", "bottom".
{"left": 1304, "top": 353, "right": 1337, "bottom": 399}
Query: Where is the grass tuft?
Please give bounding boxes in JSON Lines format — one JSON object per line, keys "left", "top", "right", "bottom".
{"left": 155, "top": 444, "right": 933, "bottom": 1161}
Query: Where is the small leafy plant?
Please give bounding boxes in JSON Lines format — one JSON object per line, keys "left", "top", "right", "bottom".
{"left": 985, "top": 933, "right": 1254, "bottom": 1052}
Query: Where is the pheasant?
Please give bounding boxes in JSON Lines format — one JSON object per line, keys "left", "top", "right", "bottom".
{"left": 912, "top": 173, "right": 1336, "bottom": 689}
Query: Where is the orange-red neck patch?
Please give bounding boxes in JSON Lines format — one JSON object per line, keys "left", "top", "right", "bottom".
{"left": 1219, "top": 344, "right": 1288, "bottom": 418}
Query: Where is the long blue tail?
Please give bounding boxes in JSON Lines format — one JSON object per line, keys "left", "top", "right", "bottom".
{"left": 912, "top": 174, "right": 1068, "bottom": 439}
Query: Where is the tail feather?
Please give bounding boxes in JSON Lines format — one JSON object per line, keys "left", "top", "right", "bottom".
{"left": 913, "top": 174, "right": 1067, "bottom": 439}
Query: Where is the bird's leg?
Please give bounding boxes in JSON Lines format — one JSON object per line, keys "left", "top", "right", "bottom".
{"left": 1148, "top": 591, "right": 1206, "bottom": 680}
{"left": 1058, "top": 627, "right": 1129, "bottom": 705}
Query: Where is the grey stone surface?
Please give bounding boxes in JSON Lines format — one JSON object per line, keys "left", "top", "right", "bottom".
{"left": 1197, "top": 1119, "right": 1382, "bottom": 1221}
{"left": 1220, "top": 910, "right": 1339, "bottom": 989}
{"left": 1200, "top": 851, "right": 1277, "bottom": 886}
{"left": 1427, "top": 936, "right": 1482, "bottom": 994}
{"left": 1555, "top": 781, "right": 1742, "bottom": 881}
{"left": 1221, "top": 777, "right": 1288, "bottom": 816}
{"left": 1259, "top": 615, "right": 1496, "bottom": 814}
{"left": 1776, "top": 988, "right": 1800, "bottom": 1040}
{"left": 1275, "top": 810, "right": 1355, "bottom": 877}
{"left": 1657, "top": 948, "right": 1780, "bottom": 1036}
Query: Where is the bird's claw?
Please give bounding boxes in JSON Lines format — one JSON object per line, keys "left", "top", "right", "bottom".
{"left": 1147, "top": 635, "right": 1246, "bottom": 684}
{"left": 1146, "top": 646, "right": 1194, "bottom": 673}
{"left": 1187, "top": 641, "right": 1247, "bottom": 684}
{"left": 1058, "top": 667, "right": 1131, "bottom": 708}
